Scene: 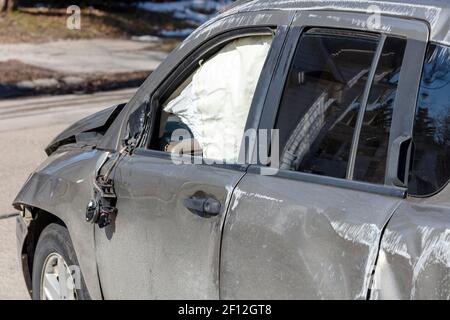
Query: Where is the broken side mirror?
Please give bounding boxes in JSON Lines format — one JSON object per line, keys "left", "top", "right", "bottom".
{"left": 124, "top": 100, "right": 151, "bottom": 148}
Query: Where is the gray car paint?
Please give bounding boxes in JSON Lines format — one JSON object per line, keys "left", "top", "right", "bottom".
{"left": 12, "top": 0, "right": 450, "bottom": 300}
{"left": 45, "top": 103, "right": 125, "bottom": 156}
{"left": 220, "top": 0, "right": 450, "bottom": 44}
{"left": 372, "top": 192, "right": 450, "bottom": 300}
{"left": 14, "top": 148, "right": 106, "bottom": 299}
{"left": 94, "top": 152, "right": 245, "bottom": 299}
{"left": 221, "top": 172, "right": 403, "bottom": 299}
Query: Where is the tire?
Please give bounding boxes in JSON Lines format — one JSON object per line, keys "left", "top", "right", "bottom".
{"left": 32, "top": 223, "right": 90, "bottom": 300}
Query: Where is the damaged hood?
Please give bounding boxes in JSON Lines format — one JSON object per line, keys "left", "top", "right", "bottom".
{"left": 45, "top": 103, "right": 126, "bottom": 156}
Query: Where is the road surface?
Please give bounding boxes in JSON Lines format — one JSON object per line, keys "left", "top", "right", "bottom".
{"left": 0, "top": 39, "right": 167, "bottom": 74}
{"left": 0, "top": 88, "right": 137, "bottom": 299}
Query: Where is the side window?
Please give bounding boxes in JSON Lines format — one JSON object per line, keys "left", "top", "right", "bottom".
{"left": 151, "top": 35, "right": 273, "bottom": 162}
{"left": 409, "top": 44, "right": 450, "bottom": 196}
{"left": 275, "top": 29, "right": 379, "bottom": 179}
{"left": 353, "top": 37, "right": 407, "bottom": 184}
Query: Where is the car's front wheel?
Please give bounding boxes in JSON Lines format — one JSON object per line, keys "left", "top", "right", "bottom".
{"left": 32, "top": 223, "right": 90, "bottom": 300}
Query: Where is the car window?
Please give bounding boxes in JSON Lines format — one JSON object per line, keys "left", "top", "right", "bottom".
{"left": 275, "top": 28, "right": 380, "bottom": 179}
{"left": 150, "top": 35, "right": 273, "bottom": 163}
{"left": 409, "top": 44, "right": 450, "bottom": 196}
{"left": 353, "top": 37, "right": 407, "bottom": 184}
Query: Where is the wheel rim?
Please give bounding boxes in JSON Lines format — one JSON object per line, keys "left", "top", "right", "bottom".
{"left": 40, "top": 253, "right": 77, "bottom": 300}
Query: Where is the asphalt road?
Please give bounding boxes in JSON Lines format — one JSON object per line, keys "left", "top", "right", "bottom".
{"left": 0, "top": 88, "right": 137, "bottom": 299}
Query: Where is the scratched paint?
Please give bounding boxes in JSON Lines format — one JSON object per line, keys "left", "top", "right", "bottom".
{"left": 374, "top": 200, "right": 450, "bottom": 300}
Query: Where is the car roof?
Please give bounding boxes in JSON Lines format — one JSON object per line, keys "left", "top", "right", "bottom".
{"left": 218, "top": 0, "right": 450, "bottom": 45}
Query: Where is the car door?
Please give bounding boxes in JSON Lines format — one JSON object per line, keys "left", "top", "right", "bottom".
{"left": 93, "top": 13, "right": 293, "bottom": 299}
{"left": 220, "top": 12, "right": 429, "bottom": 299}
{"left": 372, "top": 43, "right": 450, "bottom": 300}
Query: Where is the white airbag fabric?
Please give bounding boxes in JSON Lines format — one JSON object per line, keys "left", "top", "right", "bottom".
{"left": 164, "top": 36, "right": 272, "bottom": 161}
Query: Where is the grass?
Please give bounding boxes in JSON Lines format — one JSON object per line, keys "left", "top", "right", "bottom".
{"left": 0, "top": 7, "right": 190, "bottom": 44}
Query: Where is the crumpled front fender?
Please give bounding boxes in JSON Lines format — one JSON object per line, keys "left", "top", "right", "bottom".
{"left": 45, "top": 103, "right": 126, "bottom": 156}
{"left": 13, "top": 148, "right": 108, "bottom": 300}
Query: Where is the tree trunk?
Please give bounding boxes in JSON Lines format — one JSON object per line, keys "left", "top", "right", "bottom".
{"left": 0, "top": 0, "right": 16, "bottom": 12}
{"left": 0, "top": 0, "right": 7, "bottom": 13}
{"left": 7, "top": 0, "right": 17, "bottom": 12}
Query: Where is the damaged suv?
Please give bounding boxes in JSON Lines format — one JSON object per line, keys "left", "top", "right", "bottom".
{"left": 13, "top": 0, "right": 450, "bottom": 300}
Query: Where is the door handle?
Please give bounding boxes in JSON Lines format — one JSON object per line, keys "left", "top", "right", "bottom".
{"left": 388, "top": 135, "right": 413, "bottom": 188}
{"left": 183, "top": 196, "right": 222, "bottom": 217}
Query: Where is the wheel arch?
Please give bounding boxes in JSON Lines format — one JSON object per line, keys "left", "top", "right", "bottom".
{"left": 19, "top": 206, "right": 67, "bottom": 295}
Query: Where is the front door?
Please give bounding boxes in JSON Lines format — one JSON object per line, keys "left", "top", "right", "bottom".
{"left": 220, "top": 12, "right": 429, "bottom": 299}
{"left": 93, "top": 25, "right": 285, "bottom": 299}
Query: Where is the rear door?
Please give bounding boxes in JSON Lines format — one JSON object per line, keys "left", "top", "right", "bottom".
{"left": 220, "top": 12, "right": 429, "bottom": 299}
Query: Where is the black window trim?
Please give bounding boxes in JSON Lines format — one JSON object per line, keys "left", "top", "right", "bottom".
{"left": 385, "top": 37, "right": 428, "bottom": 189}
{"left": 247, "top": 165, "right": 406, "bottom": 198}
{"left": 254, "top": 11, "right": 429, "bottom": 198}
{"left": 346, "top": 33, "right": 387, "bottom": 180}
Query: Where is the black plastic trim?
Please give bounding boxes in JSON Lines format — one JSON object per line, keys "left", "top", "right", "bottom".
{"left": 347, "top": 34, "right": 386, "bottom": 179}
{"left": 248, "top": 165, "right": 407, "bottom": 198}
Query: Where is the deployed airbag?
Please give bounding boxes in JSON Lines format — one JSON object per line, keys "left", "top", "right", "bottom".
{"left": 164, "top": 36, "right": 273, "bottom": 161}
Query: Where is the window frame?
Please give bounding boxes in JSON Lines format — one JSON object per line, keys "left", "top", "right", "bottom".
{"left": 132, "top": 26, "right": 289, "bottom": 170}
{"left": 254, "top": 10, "right": 429, "bottom": 198}
{"left": 116, "top": 10, "right": 295, "bottom": 154}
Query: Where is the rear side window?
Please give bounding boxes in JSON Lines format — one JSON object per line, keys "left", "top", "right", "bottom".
{"left": 275, "top": 29, "right": 379, "bottom": 179}
{"left": 409, "top": 44, "right": 450, "bottom": 196}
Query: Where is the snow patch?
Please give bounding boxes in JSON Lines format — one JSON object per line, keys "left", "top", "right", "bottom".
{"left": 160, "top": 29, "right": 196, "bottom": 38}
{"left": 137, "top": 1, "right": 233, "bottom": 25}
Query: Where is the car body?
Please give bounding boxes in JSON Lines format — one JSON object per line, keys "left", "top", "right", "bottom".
{"left": 13, "top": 0, "right": 450, "bottom": 300}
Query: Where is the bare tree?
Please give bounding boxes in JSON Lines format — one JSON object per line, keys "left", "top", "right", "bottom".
{"left": 0, "top": 0, "right": 17, "bottom": 13}
{"left": 0, "top": 0, "right": 6, "bottom": 12}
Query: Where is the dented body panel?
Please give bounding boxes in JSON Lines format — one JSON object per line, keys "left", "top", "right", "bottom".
{"left": 45, "top": 103, "right": 125, "bottom": 156}
{"left": 14, "top": 149, "right": 106, "bottom": 299}
{"left": 373, "top": 191, "right": 450, "bottom": 300}
{"left": 221, "top": 172, "right": 403, "bottom": 299}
